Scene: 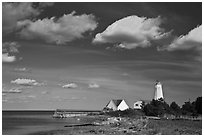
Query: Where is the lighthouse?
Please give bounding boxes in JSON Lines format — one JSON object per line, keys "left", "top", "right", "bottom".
{"left": 154, "top": 80, "right": 164, "bottom": 100}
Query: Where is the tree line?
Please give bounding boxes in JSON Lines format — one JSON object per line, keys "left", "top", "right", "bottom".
{"left": 143, "top": 97, "right": 202, "bottom": 117}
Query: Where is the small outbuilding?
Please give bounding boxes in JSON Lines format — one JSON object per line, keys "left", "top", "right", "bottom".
{"left": 133, "top": 100, "right": 151, "bottom": 109}
{"left": 133, "top": 100, "right": 143, "bottom": 109}
{"left": 104, "top": 99, "right": 129, "bottom": 111}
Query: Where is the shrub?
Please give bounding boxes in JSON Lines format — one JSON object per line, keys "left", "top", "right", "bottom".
{"left": 143, "top": 99, "right": 171, "bottom": 117}
{"left": 104, "top": 108, "right": 144, "bottom": 118}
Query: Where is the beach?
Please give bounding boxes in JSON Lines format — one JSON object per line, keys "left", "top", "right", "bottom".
{"left": 2, "top": 111, "right": 202, "bottom": 135}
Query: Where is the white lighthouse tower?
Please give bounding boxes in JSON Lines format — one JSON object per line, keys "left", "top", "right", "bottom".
{"left": 154, "top": 80, "right": 164, "bottom": 100}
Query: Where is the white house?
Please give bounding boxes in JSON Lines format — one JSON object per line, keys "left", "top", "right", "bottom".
{"left": 105, "top": 99, "right": 129, "bottom": 111}
{"left": 133, "top": 100, "right": 143, "bottom": 109}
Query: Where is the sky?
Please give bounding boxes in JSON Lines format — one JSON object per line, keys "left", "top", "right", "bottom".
{"left": 2, "top": 2, "right": 202, "bottom": 110}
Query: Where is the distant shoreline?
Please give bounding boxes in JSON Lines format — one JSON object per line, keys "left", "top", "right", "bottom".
{"left": 2, "top": 109, "right": 101, "bottom": 112}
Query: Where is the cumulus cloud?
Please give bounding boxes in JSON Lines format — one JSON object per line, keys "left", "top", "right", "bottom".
{"left": 2, "top": 87, "right": 22, "bottom": 93}
{"left": 2, "top": 53, "right": 16, "bottom": 63}
{"left": 3, "top": 41, "right": 20, "bottom": 53}
{"left": 3, "top": 3, "right": 40, "bottom": 34}
{"left": 17, "top": 11, "right": 98, "bottom": 44}
{"left": 27, "top": 95, "right": 36, "bottom": 99}
{"left": 62, "top": 82, "right": 78, "bottom": 88}
{"left": 93, "top": 15, "right": 171, "bottom": 49}
{"left": 38, "top": 2, "right": 54, "bottom": 8}
{"left": 88, "top": 83, "right": 100, "bottom": 88}
{"left": 14, "top": 67, "right": 30, "bottom": 72}
{"left": 156, "top": 25, "right": 202, "bottom": 61}
{"left": 2, "top": 41, "right": 21, "bottom": 63}
{"left": 2, "top": 2, "right": 54, "bottom": 34}
{"left": 14, "top": 67, "right": 31, "bottom": 72}
{"left": 11, "top": 78, "right": 43, "bottom": 86}
{"left": 165, "top": 25, "right": 202, "bottom": 51}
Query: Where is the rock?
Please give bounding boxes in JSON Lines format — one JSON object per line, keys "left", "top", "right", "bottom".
{"left": 89, "top": 129, "right": 96, "bottom": 134}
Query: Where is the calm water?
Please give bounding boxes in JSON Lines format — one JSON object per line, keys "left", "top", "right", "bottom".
{"left": 2, "top": 111, "right": 86, "bottom": 135}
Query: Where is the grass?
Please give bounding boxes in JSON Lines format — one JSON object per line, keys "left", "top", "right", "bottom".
{"left": 146, "top": 119, "right": 202, "bottom": 135}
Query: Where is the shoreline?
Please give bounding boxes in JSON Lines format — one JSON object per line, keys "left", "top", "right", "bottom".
{"left": 3, "top": 111, "right": 202, "bottom": 135}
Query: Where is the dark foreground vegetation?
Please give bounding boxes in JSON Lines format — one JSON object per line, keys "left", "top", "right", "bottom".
{"left": 143, "top": 97, "right": 202, "bottom": 118}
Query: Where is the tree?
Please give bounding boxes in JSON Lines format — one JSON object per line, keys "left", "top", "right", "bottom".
{"left": 170, "top": 101, "right": 181, "bottom": 116}
{"left": 143, "top": 103, "right": 157, "bottom": 116}
{"left": 143, "top": 99, "right": 170, "bottom": 117}
{"left": 194, "top": 97, "right": 202, "bottom": 114}
{"left": 181, "top": 101, "right": 196, "bottom": 116}
{"left": 143, "top": 97, "right": 201, "bottom": 117}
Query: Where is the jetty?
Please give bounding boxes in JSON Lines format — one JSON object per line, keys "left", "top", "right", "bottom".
{"left": 53, "top": 109, "right": 101, "bottom": 118}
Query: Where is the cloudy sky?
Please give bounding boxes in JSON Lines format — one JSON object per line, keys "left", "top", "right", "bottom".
{"left": 2, "top": 2, "right": 202, "bottom": 110}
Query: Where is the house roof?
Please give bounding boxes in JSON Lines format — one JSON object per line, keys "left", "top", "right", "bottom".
{"left": 112, "top": 99, "right": 123, "bottom": 107}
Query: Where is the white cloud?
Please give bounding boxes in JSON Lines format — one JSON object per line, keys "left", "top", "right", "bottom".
{"left": 27, "top": 95, "right": 36, "bottom": 98}
{"left": 3, "top": 41, "right": 20, "bottom": 53}
{"left": 2, "top": 41, "right": 21, "bottom": 63}
{"left": 93, "top": 15, "right": 171, "bottom": 49}
{"left": 2, "top": 2, "right": 54, "bottom": 34}
{"left": 88, "top": 83, "right": 100, "bottom": 88}
{"left": 159, "top": 25, "right": 202, "bottom": 61}
{"left": 2, "top": 87, "right": 22, "bottom": 93}
{"left": 11, "top": 78, "right": 43, "bottom": 86}
{"left": 38, "top": 2, "right": 54, "bottom": 8}
{"left": 166, "top": 25, "right": 202, "bottom": 51}
{"left": 62, "top": 83, "right": 78, "bottom": 88}
{"left": 2, "top": 3, "right": 40, "bottom": 34}
{"left": 14, "top": 67, "right": 28, "bottom": 72}
{"left": 17, "top": 11, "right": 98, "bottom": 44}
{"left": 2, "top": 53, "right": 16, "bottom": 63}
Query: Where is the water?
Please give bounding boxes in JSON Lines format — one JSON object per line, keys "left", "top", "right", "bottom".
{"left": 2, "top": 111, "right": 84, "bottom": 135}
